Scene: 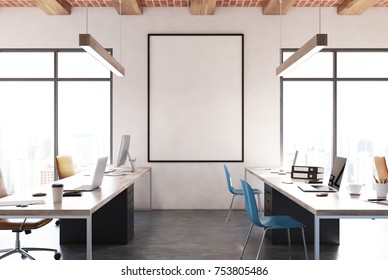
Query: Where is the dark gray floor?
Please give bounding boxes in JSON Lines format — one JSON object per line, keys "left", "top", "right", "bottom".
{"left": 1, "top": 210, "right": 388, "bottom": 260}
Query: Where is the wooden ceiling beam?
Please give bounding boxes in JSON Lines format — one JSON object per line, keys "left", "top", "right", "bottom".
{"left": 113, "top": 0, "right": 142, "bottom": 15}
{"left": 338, "top": 0, "right": 379, "bottom": 15}
{"left": 34, "top": 0, "right": 71, "bottom": 15}
{"left": 190, "top": 0, "right": 217, "bottom": 15}
{"left": 262, "top": 0, "right": 297, "bottom": 15}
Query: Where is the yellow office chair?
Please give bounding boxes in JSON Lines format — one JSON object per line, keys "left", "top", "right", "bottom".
{"left": 0, "top": 169, "right": 61, "bottom": 260}
{"left": 55, "top": 155, "right": 76, "bottom": 179}
{"left": 55, "top": 155, "right": 76, "bottom": 226}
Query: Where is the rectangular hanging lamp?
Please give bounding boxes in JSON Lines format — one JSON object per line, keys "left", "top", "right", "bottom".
{"left": 79, "top": 34, "right": 125, "bottom": 77}
{"left": 276, "top": 33, "right": 327, "bottom": 77}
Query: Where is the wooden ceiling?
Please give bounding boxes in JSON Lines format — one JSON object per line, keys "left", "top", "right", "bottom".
{"left": 0, "top": 0, "right": 387, "bottom": 15}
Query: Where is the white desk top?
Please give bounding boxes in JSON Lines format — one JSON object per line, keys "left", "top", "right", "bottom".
{"left": 0, "top": 167, "right": 151, "bottom": 218}
{"left": 246, "top": 167, "right": 388, "bottom": 217}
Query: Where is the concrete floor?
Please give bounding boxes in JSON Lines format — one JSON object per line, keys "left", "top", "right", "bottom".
{"left": 1, "top": 210, "right": 388, "bottom": 260}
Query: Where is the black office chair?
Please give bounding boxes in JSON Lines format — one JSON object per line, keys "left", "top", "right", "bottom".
{"left": 0, "top": 169, "right": 61, "bottom": 260}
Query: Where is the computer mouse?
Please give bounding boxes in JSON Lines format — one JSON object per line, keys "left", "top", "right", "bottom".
{"left": 316, "top": 193, "right": 328, "bottom": 197}
{"left": 32, "top": 192, "right": 47, "bottom": 197}
{"left": 63, "top": 191, "right": 82, "bottom": 197}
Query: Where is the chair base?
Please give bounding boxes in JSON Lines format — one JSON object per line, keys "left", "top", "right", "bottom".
{"left": 0, "top": 231, "right": 61, "bottom": 260}
{"left": 0, "top": 247, "right": 61, "bottom": 260}
{"left": 240, "top": 225, "right": 308, "bottom": 260}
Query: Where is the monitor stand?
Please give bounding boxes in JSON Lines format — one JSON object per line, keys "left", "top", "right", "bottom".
{"left": 116, "top": 152, "right": 136, "bottom": 172}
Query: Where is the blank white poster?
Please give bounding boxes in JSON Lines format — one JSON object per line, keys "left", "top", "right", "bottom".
{"left": 148, "top": 34, "right": 243, "bottom": 162}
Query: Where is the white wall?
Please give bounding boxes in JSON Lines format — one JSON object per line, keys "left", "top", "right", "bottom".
{"left": 1, "top": 7, "right": 388, "bottom": 209}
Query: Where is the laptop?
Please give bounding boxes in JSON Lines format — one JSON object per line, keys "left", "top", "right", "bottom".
{"left": 298, "top": 156, "right": 347, "bottom": 192}
{"left": 271, "top": 150, "right": 299, "bottom": 174}
{"left": 64, "top": 156, "right": 108, "bottom": 192}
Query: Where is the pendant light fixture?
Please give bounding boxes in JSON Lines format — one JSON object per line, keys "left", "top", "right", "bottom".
{"left": 276, "top": 0, "right": 327, "bottom": 77}
{"left": 79, "top": 0, "right": 125, "bottom": 77}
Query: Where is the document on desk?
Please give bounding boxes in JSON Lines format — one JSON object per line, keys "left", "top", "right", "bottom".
{"left": 0, "top": 199, "right": 45, "bottom": 207}
{"left": 105, "top": 173, "right": 125, "bottom": 176}
{"left": 373, "top": 200, "right": 388, "bottom": 206}
{"left": 366, "top": 199, "right": 388, "bottom": 206}
{"left": 105, "top": 170, "right": 132, "bottom": 176}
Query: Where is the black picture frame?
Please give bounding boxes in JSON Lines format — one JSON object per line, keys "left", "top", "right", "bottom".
{"left": 147, "top": 34, "right": 244, "bottom": 162}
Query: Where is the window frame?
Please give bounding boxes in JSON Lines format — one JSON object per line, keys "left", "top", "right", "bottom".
{"left": 281, "top": 48, "right": 388, "bottom": 179}
{"left": 0, "top": 48, "right": 113, "bottom": 181}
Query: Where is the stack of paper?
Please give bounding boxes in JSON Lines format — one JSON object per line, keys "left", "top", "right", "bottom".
{"left": 0, "top": 199, "right": 45, "bottom": 207}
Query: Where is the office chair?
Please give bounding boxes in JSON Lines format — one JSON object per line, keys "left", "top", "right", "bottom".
{"left": 0, "top": 169, "right": 61, "bottom": 260}
{"left": 223, "top": 164, "right": 262, "bottom": 223}
{"left": 240, "top": 179, "right": 308, "bottom": 260}
{"left": 56, "top": 155, "right": 76, "bottom": 179}
{"left": 55, "top": 155, "right": 76, "bottom": 226}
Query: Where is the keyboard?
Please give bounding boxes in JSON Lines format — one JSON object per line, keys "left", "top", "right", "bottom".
{"left": 73, "top": 185, "right": 94, "bottom": 191}
{"left": 312, "top": 185, "right": 334, "bottom": 191}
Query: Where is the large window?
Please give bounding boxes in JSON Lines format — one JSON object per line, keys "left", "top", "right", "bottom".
{"left": 283, "top": 81, "right": 333, "bottom": 168}
{"left": 58, "top": 81, "right": 111, "bottom": 169}
{"left": 282, "top": 49, "right": 388, "bottom": 186}
{"left": 0, "top": 50, "right": 111, "bottom": 193}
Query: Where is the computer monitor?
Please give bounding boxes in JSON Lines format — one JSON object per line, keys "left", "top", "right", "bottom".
{"left": 116, "top": 135, "right": 135, "bottom": 171}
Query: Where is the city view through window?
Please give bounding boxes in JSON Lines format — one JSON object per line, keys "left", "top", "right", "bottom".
{"left": 0, "top": 51, "right": 111, "bottom": 193}
{"left": 282, "top": 50, "right": 388, "bottom": 186}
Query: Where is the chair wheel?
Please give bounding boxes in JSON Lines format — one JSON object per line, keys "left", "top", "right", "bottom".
{"left": 54, "top": 252, "right": 61, "bottom": 260}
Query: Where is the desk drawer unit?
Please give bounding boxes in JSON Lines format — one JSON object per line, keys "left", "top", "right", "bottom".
{"left": 264, "top": 186, "right": 273, "bottom": 216}
{"left": 264, "top": 183, "right": 339, "bottom": 245}
{"left": 60, "top": 184, "right": 134, "bottom": 244}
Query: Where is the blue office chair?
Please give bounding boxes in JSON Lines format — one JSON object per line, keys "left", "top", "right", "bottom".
{"left": 223, "top": 164, "right": 262, "bottom": 223}
{"left": 240, "top": 179, "right": 308, "bottom": 260}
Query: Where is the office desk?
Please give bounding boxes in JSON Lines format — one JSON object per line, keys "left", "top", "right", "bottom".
{"left": 245, "top": 167, "right": 388, "bottom": 260}
{"left": 0, "top": 167, "right": 151, "bottom": 260}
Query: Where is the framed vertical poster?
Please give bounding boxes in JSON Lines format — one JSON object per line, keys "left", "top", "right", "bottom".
{"left": 148, "top": 34, "right": 244, "bottom": 162}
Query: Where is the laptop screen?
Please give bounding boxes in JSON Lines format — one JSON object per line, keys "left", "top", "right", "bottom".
{"left": 328, "top": 156, "right": 347, "bottom": 189}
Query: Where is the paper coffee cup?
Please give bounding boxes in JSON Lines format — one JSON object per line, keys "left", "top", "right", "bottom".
{"left": 52, "top": 183, "right": 63, "bottom": 203}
